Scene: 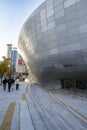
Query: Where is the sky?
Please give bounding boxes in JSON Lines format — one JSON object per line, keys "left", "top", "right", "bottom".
{"left": 0, "top": 0, "right": 45, "bottom": 60}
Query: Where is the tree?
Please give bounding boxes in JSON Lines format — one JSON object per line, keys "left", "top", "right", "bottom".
{"left": 0, "top": 57, "right": 11, "bottom": 82}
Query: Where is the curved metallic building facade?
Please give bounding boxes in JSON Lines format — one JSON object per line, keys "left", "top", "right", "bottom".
{"left": 18, "top": 0, "right": 87, "bottom": 83}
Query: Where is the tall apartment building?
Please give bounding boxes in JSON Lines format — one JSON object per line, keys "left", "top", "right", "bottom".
{"left": 6, "top": 45, "right": 26, "bottom": 74}
{"left": 11, "top": 47, "right": 17, "bottom": 73}
{"left": 6, "top": 44, "right": 12, "bottom": 58}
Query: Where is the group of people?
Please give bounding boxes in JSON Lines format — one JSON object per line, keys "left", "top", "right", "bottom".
{"left": 2, "top": 76, "right": 20, "bottom": 92}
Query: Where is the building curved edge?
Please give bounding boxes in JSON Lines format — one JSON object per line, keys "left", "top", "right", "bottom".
{"left": 18, "top": 0, "right": 87, "bottom": 85}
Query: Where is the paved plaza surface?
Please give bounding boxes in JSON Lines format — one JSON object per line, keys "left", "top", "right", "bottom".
{"left": 50, "top": 89, "right": 87, "bottom": 118}
{"left": 0, "top": 82, "right": 87, "bottom": 130}
{"left": 0, "top": 82, "right": 28, "bottom": 130}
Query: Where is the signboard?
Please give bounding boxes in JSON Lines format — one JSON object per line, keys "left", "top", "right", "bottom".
{"left": 18, "top": 59, "right": 22, "bottom": 65}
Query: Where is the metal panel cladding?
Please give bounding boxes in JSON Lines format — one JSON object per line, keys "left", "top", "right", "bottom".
{"left": 18, "top": 0, "right": 87, "bottom": 83}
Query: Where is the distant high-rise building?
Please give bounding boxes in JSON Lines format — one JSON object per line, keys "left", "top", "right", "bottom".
{"left": 7, "top": 44, "right": 26, "bottom": 75}
{"left": 11, "top": 47, "right": 17, "bottom": 73}
{"left": 7, "top": 44, "right": 12, "bottom": 58}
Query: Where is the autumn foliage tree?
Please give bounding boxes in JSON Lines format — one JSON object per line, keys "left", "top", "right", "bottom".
{"left": 0, "top": 57, "right": 12, "bottom": 81}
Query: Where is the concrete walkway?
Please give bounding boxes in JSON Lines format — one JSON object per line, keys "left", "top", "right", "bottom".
{"left": 0, "top": 83, "right": 87, "bottom": 130}
{"left": 0, "top": 82, "right": 31, "bottom": 130}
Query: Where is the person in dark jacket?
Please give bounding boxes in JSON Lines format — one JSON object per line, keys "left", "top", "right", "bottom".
{"left": 2, "top": 77, "right": 7, "bottom": 91}
{"left": 7, "top": 77, "right": 12, "bottom": 92}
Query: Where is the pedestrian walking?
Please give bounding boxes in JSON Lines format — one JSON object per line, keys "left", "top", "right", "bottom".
{"left": 11, "top": 77, "right": 15, "bottom": 90}
{"left": 2, "top": 77, "right": 7, "bottom": 91}
{"left": 15, "top": 77, "right": 20, "bottom": 90}
{"left": 7, "top": 77, "right": 12, "bottom": 92}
